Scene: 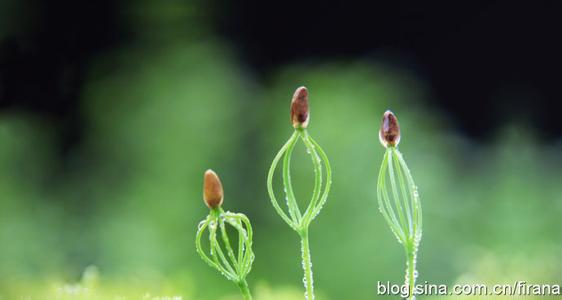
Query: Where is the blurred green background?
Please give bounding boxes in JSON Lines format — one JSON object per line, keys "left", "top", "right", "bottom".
{"left": 1, "top": 1, "right": 561, "bottom": 299}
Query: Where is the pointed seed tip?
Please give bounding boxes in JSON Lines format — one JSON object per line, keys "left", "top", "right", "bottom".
{"left": 291, "top": 87, "right": 308, "bottom": 103}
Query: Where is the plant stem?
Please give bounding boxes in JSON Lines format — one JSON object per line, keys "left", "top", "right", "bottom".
{"left": 300, "top": 229, "right": 315, "bottom": 300}
{"left": 406, "top": 245, "right": 416, "bottom": 300}
{"left": 237, "top": 280, "right": 252, "bottom": 300}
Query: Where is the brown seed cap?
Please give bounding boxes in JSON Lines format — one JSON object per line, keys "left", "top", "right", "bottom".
{"left": 203, "top": 169, "right": 223, "bottom": 209}
{"left": 379, "top": 110, "right": 401, "bottom": 147}
{"left": 290, "top": 86, "right": 310, "bottom": 128}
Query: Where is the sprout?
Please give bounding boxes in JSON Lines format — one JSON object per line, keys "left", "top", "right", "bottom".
{"left": 268, "top": 86, "right": 331, "bottom": 300}
{"left": 376, "top": 110, "right": 422, "bottom": 300}
{"left": 196, "top": 169, "right": 255, "bottom": 300}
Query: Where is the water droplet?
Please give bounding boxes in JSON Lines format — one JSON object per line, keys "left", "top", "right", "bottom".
{"left": 285, "top": 196, "right": 291, "bottom": 209}
{"left": 197, "top": 221, "right": 207, "bottom": 230}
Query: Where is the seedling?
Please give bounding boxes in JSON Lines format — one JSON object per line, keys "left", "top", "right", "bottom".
{"left": 266, "top": 86, "right": 332, "bottom": 300}
{"left": 196, "top": 170, "right": 255, "bottom": 300}
{"left": 377, "top": 111, "right": 423, "bottom": 300}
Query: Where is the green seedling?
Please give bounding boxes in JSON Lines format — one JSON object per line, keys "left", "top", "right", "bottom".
{"left": 267, "top": 86, "right": 332, "bottom": 300}
{"left": 377, "top": 111, "right": 423, "bottom": 300}
{"left": 196, "top": 170, "right": 255, "bottom": 300}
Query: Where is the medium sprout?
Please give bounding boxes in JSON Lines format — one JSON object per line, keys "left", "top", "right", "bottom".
{"left": 267, "top": 86, "right": 332, "bottom": 300}
{"left": 376, "top": 111, "right": 422, "bottom": 300}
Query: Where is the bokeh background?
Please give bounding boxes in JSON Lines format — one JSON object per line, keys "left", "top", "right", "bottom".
{"left": 1, "top": 0, "right": 561, "bottom": 299}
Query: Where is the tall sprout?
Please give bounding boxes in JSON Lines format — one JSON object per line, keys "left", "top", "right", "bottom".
{"left": 196, "top": 170, "right": 255, "bottom": 300}
{"left": 377, "top": 111, "right": 423, "bottom": 300}
{"left": 267, "top": 86, "right": 332, "bottom": 300}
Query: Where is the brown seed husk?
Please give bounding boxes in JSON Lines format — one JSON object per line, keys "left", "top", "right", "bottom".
{"left": 203, "top": 169, "right": 223, "bottom": 209}
{"left": 290, "top": 86, "right": 310, "bottom": 128}
{"left": 379, "top": 110, "right": 401, "bottom": 147}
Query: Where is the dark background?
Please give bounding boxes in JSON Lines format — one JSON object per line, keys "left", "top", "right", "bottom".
{"left": 1, "top": 0, "right": 561, "bottom": 153}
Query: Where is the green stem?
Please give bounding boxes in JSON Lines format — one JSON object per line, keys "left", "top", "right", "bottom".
{"left": 300, "top": 229, "right": 315, "bottom": 300}
{"left": 406, "top": 245, "right": 417, "bottom": 300}
{"left": 237, "top": 280, "right": 252, "bottom": 300}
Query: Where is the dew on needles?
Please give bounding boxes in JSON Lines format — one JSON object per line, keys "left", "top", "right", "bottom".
{"left": 193, "top": 99, "right": 422, "bottom": 300}
{"left": 376, "top": 110, "right": 423, "bottom": 300}
{"left": 195, "top": 169, "right": 255, "bottom": 300}
{"left": 267, "top": 86, "right": 332, "bottom": 300}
